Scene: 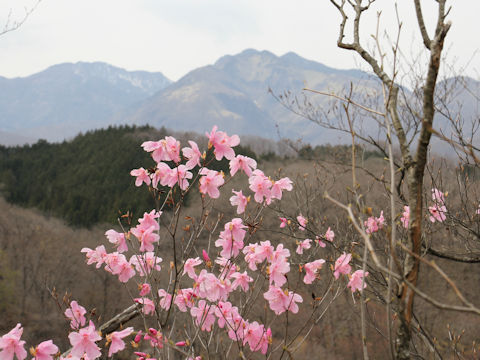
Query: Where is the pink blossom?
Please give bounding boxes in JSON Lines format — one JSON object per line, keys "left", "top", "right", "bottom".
{"left": 68, "top": 321, "right": 102, "bottom": 359}
{"left": 230, "top": 190, "right": 248, "bottom": 214}
{"left": 315, "top": 235, "right": 326, "bottom": 248}
{"left": 476, "top": 205, "right": 480, "bottom": 215}
{"left": 263, "top": 286, "right": 303, "bottom": 315}
{"left": 142, "top": 136, "right": 181, "bottom": 163}
{"left": 215, "top": 218, "right": 247, "bottom": 258}
{"left": 131, "top": 225, "right": 159, "bottom": 252}
{"left": 105, "top": 229, "right": 128, "bottom": 253}
{"left": 348, "top": 270, "right": 369, "bottom": 292}
{"left": 297, "top": 215, "right": 307, "bottom": 231}
{"left": 196, "top": 270, "right": 230, "bottom": 302}
{"left": 432, "top": 188, "right": 445, "bottom": 204}
{"left": 243, "top": 321, "right": 265, "bottom": 353}
{"left": 429, "top": 205, "right": 447, "bottom": 223}
{"left": 182, "top": 140, "right": 202, "bottom": 169}
{"left": 214, "top": 301, "right": 238, "bottom": 329}
{"left": 229, "top": 155, "right": 257, "bottom": 177}
{"left": 170, "top": 165, "right": 193, "bottom": 190}
{"left": 334, "top": 253, "right": 352, "bottom": 279}
{"left": 325, "top": 227, "right": 335, "bottom": 242}
{"left": 144, "top": 328, "right": 164, "bottom": 349}
{"left": 401, "top": 206, "right": 410, "bottom": 228}
{"left": 32, "top": 340, "right": 58, "bottom": 360}
{"left": 202, "top": 249, "right": 211, "bottom": 263}
{"left": 231, "top": 271, "right": 253, "bottom": 292}
{"left": 107, "top": 327, "right": 133, "bottom": 357}
{"left": 139, "top": 283, "right": 151, "bottom": 296}
{"left": 130, "top": 252, "right": 162, "bottom": 276}
{"left": 206, "top": 126, "right": 240, "bottom": 161}
{"left": 190, "top": 300, "right": 216, "bottom": 331}
{"left": 174, "top": 288, "right": 196, "bottom": 312}
{"left": 0, "top": 323, "right": 27, "bottom": 360}
{"left": 152, "top": 162, "right": 172, "bottom": 188}
{"left": 65, "top": 301, "right": 87, "bottom": 330}
{"left": 199, "top": 168, "right": 224, "bottom": 198}
{"left": 138, "top": 210, "right": 161, "bottom": 230}
{"left": 183, "top": 257, "right": 202, "bottom": 279}
{"left": 134, "top": 298, "right": 155, "bottom": 315}
{"left": 303, "top": 259, "right": 326, "bottom": 284}
{"left": 279, "top": 217, "right": 288, "bottom": 228}
{"left": 268, "top": 257, "right": 290, "bottom": 287}
{"left": 271, "top": 177, "right": 293, "bottom": 200}
{"left": 130, "top": 167, "right": 151, "bottom": 187}
{"left": 248, "top": 170, "right": 272, "bottom": 203}
{"left": 81, "top": 245, "right": 107, "bottom": 269}
{"left": 296, "top": 239, "right": 312, "bottom": 254}
{"left": 158, "top": 289, "right": 172, "bottom": 310}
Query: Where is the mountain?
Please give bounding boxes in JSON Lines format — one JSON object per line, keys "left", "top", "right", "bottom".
{"left": 0, "top": 62, "right": 171, "bottom": 142}
{"left": 121, "top": 49, "right": 379, "bottom": 144}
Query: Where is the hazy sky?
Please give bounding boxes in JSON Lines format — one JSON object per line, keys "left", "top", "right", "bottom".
{"left": 0, "top": 0, "right": 478, "bottom": 81}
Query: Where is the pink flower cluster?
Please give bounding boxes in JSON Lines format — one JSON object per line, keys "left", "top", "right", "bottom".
{"left": 333, "top": 253, "right": 369, "bottom": 293}
{"left": 364, "top": 211, "right": 385, "bottom": 234}
{"left": 429, "top": 188, "right": 447, "bottom": 223}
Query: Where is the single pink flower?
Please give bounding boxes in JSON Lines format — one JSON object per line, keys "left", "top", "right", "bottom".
{"left": 158, "top": 289, "right": 172, "bottom": 310}
{"left": 68, "top": 321, "right": 101, "bottom": 359}
{"left": 348, "top": 270, "right": 369, "bottom": 292}
{"left": 229, "top": 155, "right": 257, "bottom": 177}
{"left": 190, "top": 300, "right": 216, "bottom": 331}
{"left": 231, "top": 271, "right": 253, "bottom": 292}
{"left": 334, "top": 253, "right": 352, "bottom": 279}
{"left": 199, "top": 168, "right": 224, "bottom": 198}
{"left": 206, "top": 126, "right": 240, "bottom": 161}
{"left": 130, "top": 252, "right": 162, "bottom": 276}
{"left": 183, "top": 257, "right": 202, "bottom": 279}
{"left": 105, "top": 229, "right": 128, "bottom": 253}
{"left": 432, "top": 188, "right": 445, "bottom": 204}
{"left": 0, "top": 323, "right": 27, "bottom": 360}
{"left": 130, "top": 167, "right": 151, "bottom": 187}
{"left": 32, "top": 340, "right": 58, "bottom": 360}
{"left": 401, "top": 205, "right": 410, "bottom": 228}
{"left": 271, "top": 177, "right": 293, "bottom": 200}
{"left": 230, "top": 190, "right": 248, "bottom": 214}
{"left": 324, "top": 227, "right": 335, "bottom": 242}
{"left": 107, "top": 327, "right": 133, "bottom": 357}
{"left": 81, "top": 245, "right": 107, "bottom": 269}
{"left": 303, "top": 259, "right": 325, "bottom": 284}
{"left": 64, "top": 301, "right": 87, "bottom": 330}
{"left": 263, "top": 286, "right": 302, "bottom": 315}
{"left": 296, "top": 239, "right": 312, "bottom": 254}
{"left": 476, "top": 205, "right": 480, "bottom": 215}
{"left": 139, "top": 283, "right": 151, "bottom": 296}
{"left": 182, "top": 140, "right": 202, "bottom": 169}
{"left": 248, "top": 170, "right": 272, "bottom": 204}
{"left": 297, "top": 215, "right": 307, "bottom": 231}
{"left": 429, "top": 205, "right": 447, "bottom": 223}
{"left": 134, "top": 298, "right": 155, "bottom": 315}
{"left": 279, "top": 217, "right": 288, "bottom": 228}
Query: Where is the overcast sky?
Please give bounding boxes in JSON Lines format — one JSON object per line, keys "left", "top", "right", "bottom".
{"left": 0, "top": 0, "right": 478, "bottom": 81}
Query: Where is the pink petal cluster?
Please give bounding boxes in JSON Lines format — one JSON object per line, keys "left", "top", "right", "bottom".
{"left": 324, "top": 227, "right": 335, "bottom": 242}
{"left": 134, "top": 297, "right": 155, "bottom": 315}
{"left": 230, "top": 190, "right": 248, "bottom": 214}
{"left": 215, "top": 218, "right": 247, "bottom": 258}
{"left": 364, "top": 211, "right": 385, "bottom": 234}
{"left": 158, "top": 289, "right": 173, "bottom": 310}
{"left": 81, "top": 245, "right": 107, "bottom": 269}
{"left": 429, "top": 188, "right": 447, "bottom": 223}
{"left": 104, "top": 252, "right": 136, "bottom": 283}
{"left": 297, "top": 215, "right": 307, "bottom": 231}
{"left": 130, "top": 167, "right": 151, "bottom": 187}
{"left": 0, "top": 324, "right": 27, "bottom": 360}
{"left": 263, "top": 286, "right": 303, "bottom": 315}
{"left": 279, "top": 217, "right": 288, "bottom": 228}
{"left": 248, "top": 170, "right": 273, "bottom": 203}
{"left": 142, "top": 136, "right": 181, "bottom": 163}
{"left": 231, "top": 271, "right": 253, "bottom": 292}
{"left": 206, "top": 126, "right": 240, "bottom": 161}
{"left": 476, "top": 205, "right": 480, "bottom": 215}
{"left": 199, "top": 168, "right": 224, "bottom": 198}
{"left": 334, "top": 253, "right": 352, "bottom": 279}
{"left": 64, "top": 300, "right": 87, "bottom": 329}
{"left": 68, "top": 321, "right": 102, "bottom": 359}
{"left": 130, "top": 252, "right": 162, "bottom": 276}
{"left": 401, "top": 205, "right": 410, "bottom": 228}
{"left": 190, "top": 300, "right": 216, "bottom": 331}
{"left": 296, "top": 239, "right": 312, "bottom": 254}
{"left": 229, "top": 155, "right": 257, "bottom": 177}
{"left": 348, "top": 270, "right": 369, "bottom": 292}
{"left": 32, "top": 340, "right": 58, "bottom": 360}
{"left": 303, "top": 259, "right": 326, "bottom": 284}
{"left": 107, "top": 327, "right": 133, "bottom": 357}
{"left": 183, "top": 257, "right": 202, "bottom": 279}
{"left": 105, "top": 229, "right": 128, "bottom": 253}
{"left": 182, "top": 140, "right": 203, "bottom": 169}
{"left": 270, "top": 177, "right": 293, "bottom": 200}
{"left": 131, "top": 210, "right": 161, "bottom": 252}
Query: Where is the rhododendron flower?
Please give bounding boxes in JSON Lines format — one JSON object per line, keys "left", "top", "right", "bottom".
{"left": 32, "top": 340, "right": 58, "bottom": 360}
{"left": 215, "top": 218, "right": 247, "bottom": 258}
{"left": 432, "top": 188, "right": 445, "bottom": 204}
{"left": 303, "top": 259, "right": 326, "bottom": 284}
{"left": 0, "top": 323, "right": 27, "bottom": 360}
{"left": 68, "top": 321, "right": 101, "bottom": 360}
{"left": 279, "top": 217, "right": 288, "bottom": 228}
{"left": 81, "top": 245, "right": 107, "bottom": 269}
{"left": 365, "top": 211, "right": 385, "bottom": 234}
{"left": 196, "top": 270, "right": 230, "bottom": 302}
{"left": 142, "top": 136, "right": 181, "bottom": 163}
{"left": 134, "top": 298, "right": 155, "bottom": 315}
{"left": 231, "top": 271, "right": 253, "bottom": 292}
{"left": 243, "top": 321, "right": 266, "bottom": 353}
{"left": 174, "top": 288, "right": 196, "bottom": 312}
{"left": 429, "top": 205, "right": 447, "bottom": 223}
{"left": 183, "top": 257, "right": 202, "bottom": 279}
{"left": 401, "top": 205, "right": 410, "bottom": 228}
{"left": 325, "top": 227, "right": 335, "bottom": 242}
{"left": 105, "top": 229, "right": 128, "bottom": 253}
{"left": 230, "top": 190, "right": 248, "bottom": 214}
{"left": 65, "top": 301, "right": 87, "bottom": 329}
{"left": 130, "top": 252, "right": 162, "bottom": 276}
{"left": 107, "top": 327, "right": 133, "bottom": 357}
{"left": 271, "top": 177, "right": 293, "bottom": 200}
{"left": 334, "top": 253, "right": 352, "bottom": 279}
{"left": 130, "top": 167, "right": 151, "bottom": 187}
{"left": 229, "top": 155, "right": 257, "bottom": 177}
{"left": 297, "top": 215, "right": 307, "bottom": 231}
{"left": 182, "top": 140, "right": 202, "bottom": 169}
{"left": 214, "top": 301, "right": 238, "bottom": 328}
{"left": 199, "top": 168, "right": 224, "bottom": 198}
{"left": 268, "top": 257, "right": 290, "bottom": 287}
{"left": 296, "top": 239, "right": 312, "bottom": 254}
{"left": 190, "top": 300, "right": 216, "bottom": 331}
{"left": 158, "top": 289, "right": 172, "bottom": 310}
{"left": 348, "top": 270, "right": 369, "bottom": 292}
{"left": 248, "top": 170, "right": 272, "bottom": 203}
{"left": 315, "top": 235, "right": 326, "bottom": 248}
{"left": 202, "top": 249, "right": 211, "bottom": 263}
{"left": 263, "top": 286, "right": 303, "bottom": 315}
{"left": 206, "top": 126, "right": 240, "bottom": 161}
{"left": 152, "top": 162, "right": 172, "bottom": 188}
{"left": 139, "top": 283, "right": 151, "bottom": 296}
{"left": 169, "top": 165, "right": 193, "bottom": 190}
{"left": 476, "top": 205, "right": 480, "bottom": 215}
{"left": 131, "top": 225, "right": 159, "bottom": 252}
{"left": 144, "top": 328, "right": 164, "bottom": 349}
